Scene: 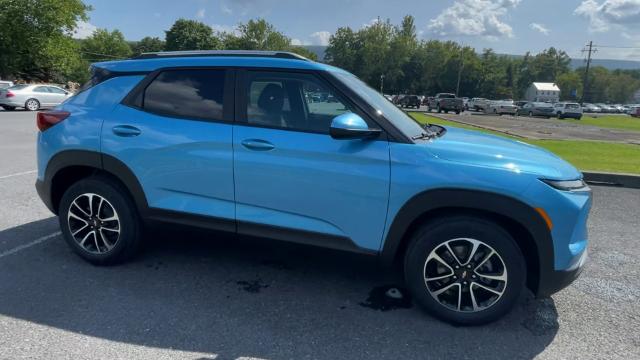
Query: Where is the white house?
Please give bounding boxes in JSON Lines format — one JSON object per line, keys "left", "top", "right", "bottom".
{"left": 525, "top": 82, "right": 560, "bottom": 102}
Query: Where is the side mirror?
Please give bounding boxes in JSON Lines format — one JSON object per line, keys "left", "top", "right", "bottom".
{"left": 329, "top": 113, "right": 381, "bottom": 140}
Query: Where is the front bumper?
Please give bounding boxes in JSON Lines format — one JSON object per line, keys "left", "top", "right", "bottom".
{"left": 537, "top": 246, "right": 587, "bottom": 297}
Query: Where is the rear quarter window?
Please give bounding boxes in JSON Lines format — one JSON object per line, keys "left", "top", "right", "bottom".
{"left": 141, "top": 69, "right": 226, "bottom": 121}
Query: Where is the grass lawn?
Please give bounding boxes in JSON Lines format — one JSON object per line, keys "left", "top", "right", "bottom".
{"left": 410, "top": 112, "right": 640, "bottom": 175}
{"left": 563, "top": 115, "right": 640, "bottom": 133}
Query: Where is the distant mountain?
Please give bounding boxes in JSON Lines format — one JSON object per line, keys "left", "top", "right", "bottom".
{"left": 569, "top": 58, "right": 640, "bottom": 70}
{"left": 303, "top": 46, "right": 640, "bottom": 70}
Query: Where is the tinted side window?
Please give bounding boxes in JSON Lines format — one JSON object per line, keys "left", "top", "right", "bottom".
{"left": 244, "top": 71, "right": 354, "bottom": 133}
{"left": 143, "top": 69, "right": 225, "bottom": 121}
{"left": 48, "top": 87, "right": 66, "bottom": 94}
{"left": 34, "top": 86, "right": 50, "bottom": 93}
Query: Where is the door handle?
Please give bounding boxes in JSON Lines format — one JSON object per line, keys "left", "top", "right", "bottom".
{"left": 112, "top": 125, "right": 141, "bottom": 137}
{"left": 241, "top": 139, "right": 275, "bottom": 151}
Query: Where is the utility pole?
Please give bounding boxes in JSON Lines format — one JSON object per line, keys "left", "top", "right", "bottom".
{"left": 581, "top": 41, "right": 596, "bottom": 104}
{"left": 456, "top": 45, "right": 464, "bottom": 97}
{"left": 380, "top": 74, "right": 385, "bottom": 94}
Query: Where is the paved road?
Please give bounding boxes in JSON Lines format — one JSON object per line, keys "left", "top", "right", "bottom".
{"left": 411, "top": 107, "right": 640, "bottom": 143}
{"left": 0, "top": 111, "right": 639, "bottom": 359}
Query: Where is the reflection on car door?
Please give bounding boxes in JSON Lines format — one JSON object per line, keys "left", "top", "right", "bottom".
{"left": 232, "top": 70, "right": 390, "bottom": 252}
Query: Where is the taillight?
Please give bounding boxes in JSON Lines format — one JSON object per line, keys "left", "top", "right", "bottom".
{"left": 37, "top": 110, "right": 70, "bottom": 131}
{"left": 6, "top": 91, "right": 14, "bottom": 98}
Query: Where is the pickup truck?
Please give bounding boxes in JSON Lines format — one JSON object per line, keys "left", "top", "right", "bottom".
{"left": 427, "top": 93, "right": 464, "bottom": 114}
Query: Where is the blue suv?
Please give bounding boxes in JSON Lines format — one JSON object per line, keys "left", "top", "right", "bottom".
{"left": 35, "top": 51, "right": 591, "bottom": 325}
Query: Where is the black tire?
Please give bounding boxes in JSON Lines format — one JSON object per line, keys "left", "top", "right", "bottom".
{"left": 455, "top": 110, "right": 460, "bottom": 114}
{"left": 444, "top": 110, "right": 449, "bottom": 114}
{"left": 1, "top": 105, "right": 16, "bottom": 111}
{"left": 404, "top": 216, "right": 525, "bottom": 325}
{"left": 24, "top": 98, "right": 40, "bottom": 111}
{"left": 557, "top": 112, "right": 563, "bottom": 119}
{"left": 437, "top": 106, "right": 442, "bottom": 113}
{"left": 58, "top": 176, "right": 142, "bottom": 265}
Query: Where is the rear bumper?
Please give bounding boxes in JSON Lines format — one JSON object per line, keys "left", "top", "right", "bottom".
{"left": 35, "top": 179, "right": 55, "bottom": 213}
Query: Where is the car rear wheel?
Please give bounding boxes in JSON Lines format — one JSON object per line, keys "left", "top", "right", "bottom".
{"left": 25, "top": 98, "right": 40, "bottom": 111}
{"left": 404, "top": 216, "right": 525, "bottom": 325}
{"left": 437, "top": 106, "right": 442, "bottom": 113}
{"left": 59, "top": 176, "right": 142, "bottom": 265}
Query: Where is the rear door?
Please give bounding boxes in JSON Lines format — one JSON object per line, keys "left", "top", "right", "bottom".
{"left": 232, "top": 69, "right": 390, "bottom": 252}
{"left": 46, "top": 86, "right": 69, "bottom": 105}
{"left": 33, "top": 86, "right": 54, "bottom": 106}
{"left": 102, "top": 68, "right": 236, "bottom": 230}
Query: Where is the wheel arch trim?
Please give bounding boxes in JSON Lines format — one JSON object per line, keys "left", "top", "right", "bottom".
{"left": 39, "top": 150, "right": 149, "bottom": 216}
{"left": 380, "top": 188, "right": 554, "bottom": 295}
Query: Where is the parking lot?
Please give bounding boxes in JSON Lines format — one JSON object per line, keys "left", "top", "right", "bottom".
{"left": 412, "top": 107, "right": 640, "bottom": 143}
{"left": 0, "top": 110, "right": 639, "bottom": 359}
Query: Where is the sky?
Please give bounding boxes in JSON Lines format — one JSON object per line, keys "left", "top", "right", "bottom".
{"left": 77, "top": 0, "right": 640, "bottom": 61}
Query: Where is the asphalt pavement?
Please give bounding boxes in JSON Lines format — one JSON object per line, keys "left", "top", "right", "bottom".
{"left": 0, "top": 110, "right": 638, "bottom": 359}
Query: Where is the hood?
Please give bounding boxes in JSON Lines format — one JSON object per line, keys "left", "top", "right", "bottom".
{"left": 425, "top": 127, "right": 581, "bottom": 180}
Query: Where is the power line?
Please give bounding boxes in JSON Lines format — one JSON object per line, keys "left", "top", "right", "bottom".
{"left": 592, "top": 45, "right": 640, "bottom": 49}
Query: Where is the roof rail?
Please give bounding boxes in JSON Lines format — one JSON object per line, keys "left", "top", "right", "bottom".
{"left": 132, "top": 50, "right": 310, "bottom": 61}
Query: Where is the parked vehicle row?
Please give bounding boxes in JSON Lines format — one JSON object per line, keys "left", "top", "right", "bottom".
{"left": 0, "top": 84, "right": 72, "bottom": 111}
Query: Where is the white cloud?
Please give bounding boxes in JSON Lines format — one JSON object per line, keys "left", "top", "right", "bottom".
{"left": 73, "top": 20, "right": 97, "bottom": 39}
{"left": 196, "top": 8, "right": 206, "bottom": 19}
{"left": 291, "top": 38, "right": 304, "bottom": 46}
{"left": 575, "top": 0, "right": 640, "bottom": 32}
{"left": 529, "top": 22, "right": 550, "bottom": 35}
{"left": 309, "top": 31, "right": 331, "bottom": 46}
{"left": 221, "top": 3, "right": 232, "bottom": 15}
{"left": 427, "top": 0, "right": 521, "bottom": 39}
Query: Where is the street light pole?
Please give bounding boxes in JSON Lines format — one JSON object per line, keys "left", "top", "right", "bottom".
{"left": 380, "top": 74, "right": 385, "bottom": 94}
{"left": 456, "top": 46, "right": 464, "bottom": 97}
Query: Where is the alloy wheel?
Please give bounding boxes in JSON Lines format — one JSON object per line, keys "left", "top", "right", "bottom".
{"left": 67, "top": 193, "right": 120, "bottom": 254}
{"left": 25, "top": 99, "right": 39, "bottom": 111}
{"left": 423, "top": 238, "right": 507, "bottom": 312}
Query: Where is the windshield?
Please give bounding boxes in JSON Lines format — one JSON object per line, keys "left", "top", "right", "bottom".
{"left": 439, "top": 94, "right": 455, "bottom": 98}
{"left": 333, "top": 71, "right": 425, "bottom": 138}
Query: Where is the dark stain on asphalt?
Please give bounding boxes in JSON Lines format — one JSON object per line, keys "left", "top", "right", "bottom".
{"left": 145, "top": 261, "right": 165, "bottom": 270}
{"left": 236, "top": 279, "right": 270, "bottom": 293}
{"left": 359, "top": 285, "right": 413, "bottom": 311}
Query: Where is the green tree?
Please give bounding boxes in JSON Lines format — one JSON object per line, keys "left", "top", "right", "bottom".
{"left": 132, "top": 36, "right": 165, "bottom": 56}
{"left": 165, "top": 19, "right": 221, "bottom": 51}
{"left": 325, "top": 27, "right": 360, "bottom": 71}
{"left": 222, "top": 19, "right": 316, "bottom": 60}
{"left": 0, "top": 0, "right": 91, "bottom": 81}
{"left": 82, "top": 29, "right": 132, "bottom": 61}
{"left": 556, "top": 72, "right": 582, "bottom": 101}
{"left": 223, "top": 19, "right": 290, "bottom": 51}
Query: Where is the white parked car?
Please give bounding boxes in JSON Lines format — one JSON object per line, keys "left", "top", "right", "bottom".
{"left": 485, "top": 100, "right": 517, "bottom": 115}
{"left": 468, "top": 97, "right": 489, "bottom": 111}
{"left": 553, "top": 102, "right": 583, "bottom": 120}
{"left": 0, "top": 84, "right": 72, "bottom": 111}
{"left": 0, "top": 80, "right": 14, "bottom": 89}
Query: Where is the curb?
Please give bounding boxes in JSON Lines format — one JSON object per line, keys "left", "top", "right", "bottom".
{"left": 583, "top": 172, "right": 640, "bottom": 189}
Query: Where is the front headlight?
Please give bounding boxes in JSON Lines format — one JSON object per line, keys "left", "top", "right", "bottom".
{"left": 541, "top": 179, "right": 590, "bottom": 192}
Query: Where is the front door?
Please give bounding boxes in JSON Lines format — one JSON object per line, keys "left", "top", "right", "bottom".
{"left": 233, "top": 70, "right": 390, "bottom": 251}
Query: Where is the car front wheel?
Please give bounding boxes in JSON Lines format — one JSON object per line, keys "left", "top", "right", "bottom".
{"left": 59, "top": 176, "right": 142, "bottom": 265}
{"left": 404, "top": 216, "right": 525, "bottom": 325}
